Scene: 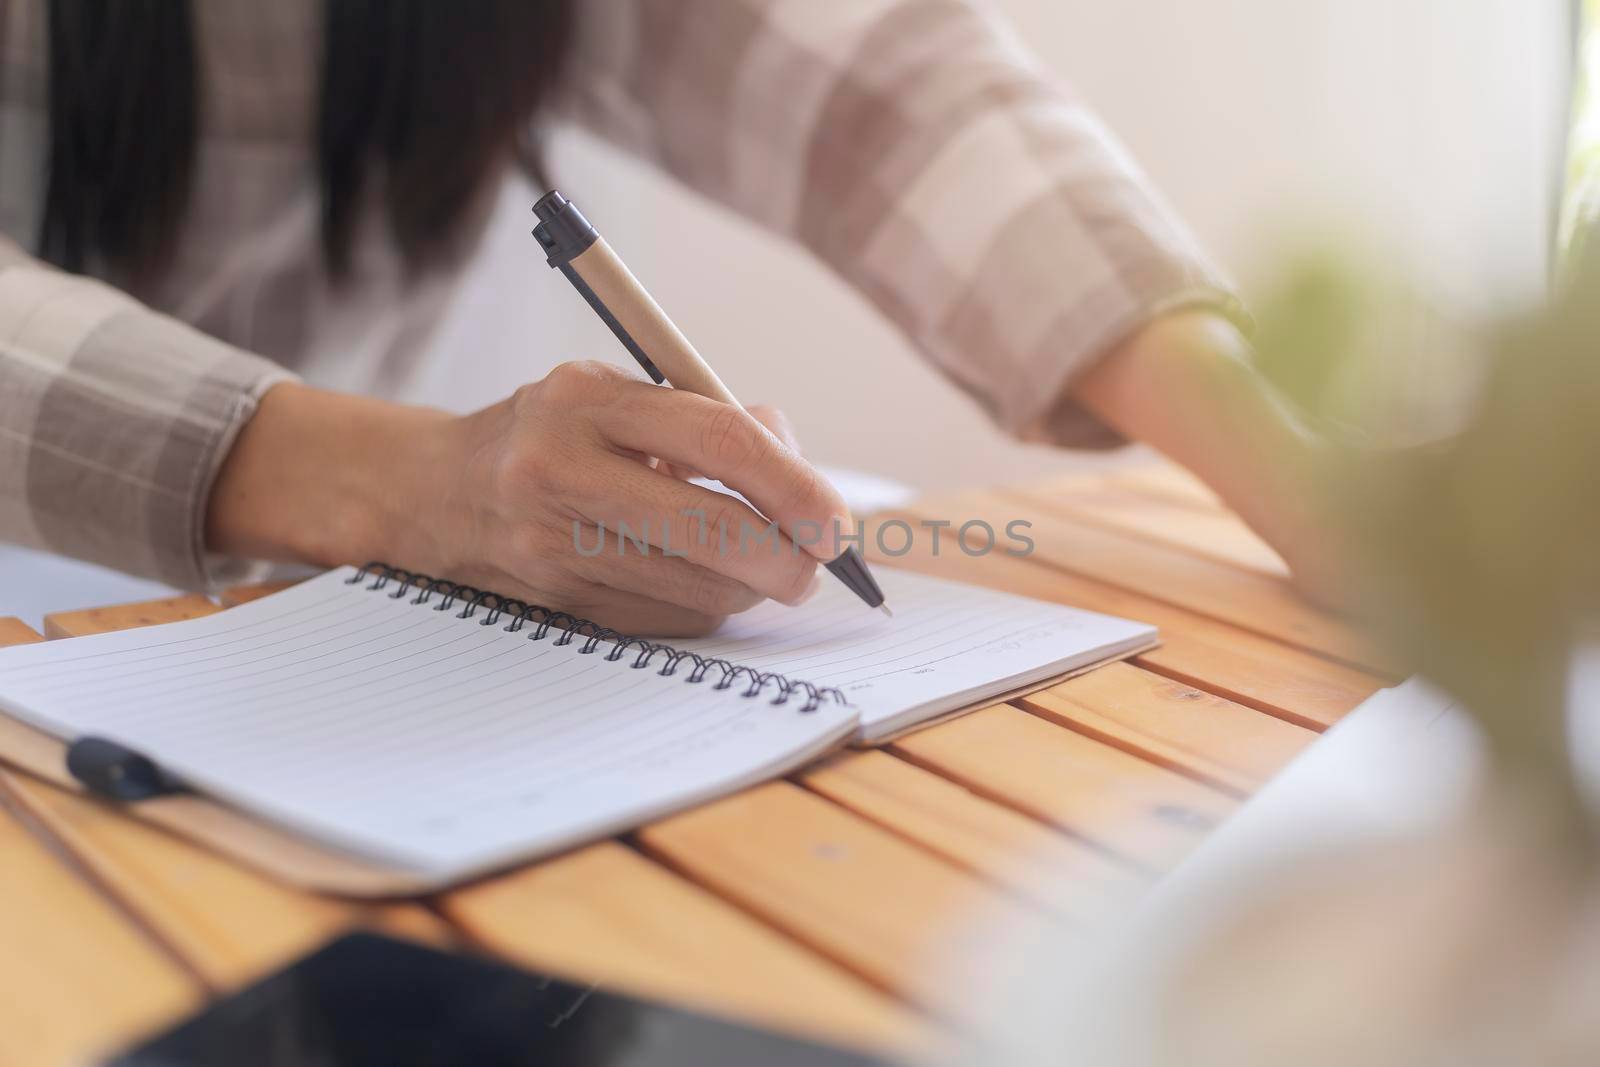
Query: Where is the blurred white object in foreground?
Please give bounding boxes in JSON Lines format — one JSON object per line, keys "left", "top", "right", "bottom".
{"left": 940, "top": 676, "right": 1600, "bottom": 1067}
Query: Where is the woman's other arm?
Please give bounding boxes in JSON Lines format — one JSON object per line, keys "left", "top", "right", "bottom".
{"left": 1073, "top": 310, "right": 1338, "bottom": 602}
{"left": 562, "top": 0, "right": 1331, "bottom": 594}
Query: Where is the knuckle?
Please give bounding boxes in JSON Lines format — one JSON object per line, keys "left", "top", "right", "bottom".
{"left": 698, "top": 407, "right": 765, "bottom": 471}
{"left": 509, "top": 380, "right": 548, "bottom": 418}
{"left": 540, "top": 360, "right": 624, "bottom": 406}
{"left": 495, "top": 435, "right": 559, "bottom": 494}
{"left": 700, "top": 501, "right": 748, "bottom": 547}
{"left": 681, "top": 567, "right": 750, "bottom": 616}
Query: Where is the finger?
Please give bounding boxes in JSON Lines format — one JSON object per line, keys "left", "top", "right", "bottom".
{"left": 657, "top": 460, "right": 704, "bottom": 482}
{"left": 747, "top": 404, "right": 801, "bottom": 454}
{"left": 567, "top": 453, "right": 820, "bottom": 606}
{"left": 658, "top": 403, "right": 796, "bottom": 481}
{"left": 569, "top": 531, "right": 767, "bottom": 617}
{"left": 597, "top": 385, "right": 853, "bottom": 563}
{"left": 465, "top": 554, "right": 730, "bottom": 640}
{"left": 559, "top": 586, "right": 727, "bottom": 639}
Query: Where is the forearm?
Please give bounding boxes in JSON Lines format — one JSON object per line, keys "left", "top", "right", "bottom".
{"left": 205, "top": 382, "right": 457, "bottom": 573}
{"left": 1073, "top": 310, "right": 1325, "bottom": 551}
{"left": 0, "top": 233, "right": 296, "bottom": 589}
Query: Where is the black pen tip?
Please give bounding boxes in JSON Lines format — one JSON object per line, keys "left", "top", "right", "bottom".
{"left": 824, "top": 547, "right": 887, "bottom": 611}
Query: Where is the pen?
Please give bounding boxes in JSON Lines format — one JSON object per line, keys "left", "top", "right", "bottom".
{"left": 66, "top": 735, "right": 186, "bottom": 801}
{"left": 532, "top": 189, "right": 890, "bottom": 616}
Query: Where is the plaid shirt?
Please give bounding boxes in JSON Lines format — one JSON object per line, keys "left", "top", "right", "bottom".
{"left": 0, "top": 0, "right": 1239, "bottom": 591}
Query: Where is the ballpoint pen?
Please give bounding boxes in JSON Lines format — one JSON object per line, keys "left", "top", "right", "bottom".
{"left": 531, "top": 190, "right": 890, "bottom": 616}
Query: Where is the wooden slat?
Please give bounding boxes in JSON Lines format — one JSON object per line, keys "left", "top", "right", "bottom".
{"left": 976, "top": 488, "right": 1389, "bottom": 673}
{"left": 870, "top": 521, "right": 1381, "bottom": 729}
{"left": 0, "top": 784, "right": 201, "bottom": 1067}
{"left": 0, "top": 617, "right": 45, "bottom": 646}
{"left": 2, "top": 471, "right": 1349, "bottom": 1058}
{"left": 899, "top": 487, "right": 1390, "bottom": 675}
{"left": 43, "top": 593, "right": 220, "bottom": 639}
{"left": 360, "top": 902, "right": 459, "bottom": 949}
{"left": 1018, "top": 663, "right": 1317, "bottom": 796}
{"left": 1012, "top": 481, "right": 1290, "bottom": 577}
{"left": 442, "top": 841, "right": 930, "bottom": 1056}
{"left": 0, "top": 619, "right": 43, "bottom": 648}
{"left": 797, "top": 750, "right": 1146, "bottom": 921}
{"left": 218, "top": 580, "right": 301, "bottom": 608}
{"left": 636, "top": 781, "right": 1022, "bottom": 1026}
{"left": 0, "top": 771, "right": 357, "bottom": 991}
{"left": 892, "top": 704, "right": 1237, "bottom": 876}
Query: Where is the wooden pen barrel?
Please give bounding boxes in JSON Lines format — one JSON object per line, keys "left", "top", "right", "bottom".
{"left": 567, "top": 237, "right": 744, "bottom": 408}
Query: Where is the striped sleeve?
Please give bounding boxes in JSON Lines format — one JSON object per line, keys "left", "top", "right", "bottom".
{"left": 562, "top": 0, "right": 1248, "bottom": 447}
{"left": 0, "top": 235, "right": 296, "bottom": 589}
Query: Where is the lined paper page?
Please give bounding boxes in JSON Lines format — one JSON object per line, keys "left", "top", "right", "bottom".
{"left": 0, "top": 569, "right": 857, "bottom": 876}
{"left": 670, "top": 568, "right": 1157, "bottom": 741}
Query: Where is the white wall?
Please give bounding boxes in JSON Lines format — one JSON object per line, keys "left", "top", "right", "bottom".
{"left": 410, "top": 0, "right": 1570, "bottom": 491}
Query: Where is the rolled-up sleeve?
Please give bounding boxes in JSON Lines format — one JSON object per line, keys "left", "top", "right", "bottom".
{"left": 0, "top": 236, "right": 296, "bottom": 589}
{"left": 564, "top": 0, "right": 1248, "bottom": 447}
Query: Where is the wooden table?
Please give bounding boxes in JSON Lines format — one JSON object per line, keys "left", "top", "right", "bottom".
{"left": 0, "top": 464, "right": 1393, "bottom": 1066}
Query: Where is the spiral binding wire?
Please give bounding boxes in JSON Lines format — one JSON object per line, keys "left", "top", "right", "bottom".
{"left": 345, "top": 562, "right": 847, "bottom": 714}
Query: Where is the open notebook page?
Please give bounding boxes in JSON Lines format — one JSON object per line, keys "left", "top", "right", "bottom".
{"left": 670, "top": 567, "right": 1159, "bottom": 742}
{"left": 0, "top": 568, "right": 857, "bottom": 880}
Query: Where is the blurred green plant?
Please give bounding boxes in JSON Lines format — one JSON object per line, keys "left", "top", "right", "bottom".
{"left": 1255, "top": 249, "right": 1600, "bottom": 862}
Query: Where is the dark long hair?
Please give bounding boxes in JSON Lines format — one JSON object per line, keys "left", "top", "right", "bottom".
{"left": 37, "top": 0, "right": 576, "bottom": 280}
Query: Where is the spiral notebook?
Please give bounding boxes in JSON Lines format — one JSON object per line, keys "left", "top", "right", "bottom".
{"left": 0, "top": 564, "right": 1155, "bottom": 887}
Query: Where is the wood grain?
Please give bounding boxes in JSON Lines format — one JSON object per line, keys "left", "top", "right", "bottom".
{"left": 1, "top": 771, "right": 357, "bottom": 991}
{"left": 0, "top": 784, "right": 201, "bottom": 1067}
{"left": 218, "top": 580, "right": 301, "bottom": 608}
{"left": 1014, "top": 481, "right": 1290, "bottom": 577}
{"left": 901, "top": 487, "right": 1393, "bottom": 675}
{"left": 797, "top": 750, "right": 1146, "bottom": 921}
{"left": 358, "top": 903, "right": 460, "bottom": 950}
{"left": 870, "top": 519, "right": 1381, "bottom": 729}
{"left": 442, "top": 841, "right": 930, "bottom": 1056}
{"left": 1018, "top": 663, "right": 1317, "bottom": 796}
{"left": 892, "top": 703, "right": 1237, "bottom": 876}
{"left": 0, "top": 463, "right": 1371, "bottom": 1057}
{"left": 637, "top": 781, "right": 1026, "bottom": 1025}
{"left": 43, "top": 594, "right": 220, "bottom": 639}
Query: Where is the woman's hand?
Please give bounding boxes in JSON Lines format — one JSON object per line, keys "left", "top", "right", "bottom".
{"left": 1073, "top": 310, "right": 1354, "bottom": 612}
{"left": 206, "top": 362, "right": 852, "bottom": 635}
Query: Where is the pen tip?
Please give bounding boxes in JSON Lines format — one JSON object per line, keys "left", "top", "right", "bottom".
{"left": 878, "top": 604, "right": 894, "bottom": 619}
